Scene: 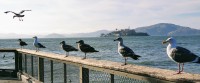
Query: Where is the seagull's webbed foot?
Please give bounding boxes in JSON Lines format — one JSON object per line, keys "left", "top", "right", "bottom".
{"left": 65, "top": 52, "right": 69, "bottom": 57}
{"left": 121, "top": 63, "right": 127, "bottom": 66}
{"left": 174, "top": 63, "right": 184, "bottom": 74}
{"left": 82, "top": 57, "right": 86, "bottom": 60}
{"left": 175, "top": 71, "right": 182, "bottom": 74}
{"left": 82, "top": 53, "right": 86, "bottom": 59}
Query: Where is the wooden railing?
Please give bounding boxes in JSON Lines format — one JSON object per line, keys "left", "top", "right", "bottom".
{"left": 1, "top": 48, "right": 200, "bottom": 83}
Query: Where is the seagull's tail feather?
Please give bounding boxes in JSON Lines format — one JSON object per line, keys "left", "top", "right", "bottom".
{"left": 196, "top": 57, "right": 200, "bottom": 63}
{"left": 192, "top": 56, "right": 200, "bottom": 63}
{"left": 94, "top": 50, "right": 99, "bottom": 52}
{"left": 130, "top": 54, "right": 141, "bottom": 60}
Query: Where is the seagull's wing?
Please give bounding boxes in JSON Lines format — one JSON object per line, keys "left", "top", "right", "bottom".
{"left": 20, "top": 41, "right": 28, "bottom": 46}
{"left": 19, "top": 10, "right": 31, "bottom": 14}
{"left": 4, "top": 11, "right": 17, "bottom": 14}
{"left": 171, "top": 46, "right": 198, "bottom": 63}
{"left": 38, "top": 43, "right": 46, "bottom": 48}
{"left": 80, "top": 44, "right": 98, "bottom": 52}
{"left": 63, "top": 45, "right": 78, "bottom": 51}
{"left": 119, "top": 46, "right": 135, "bottom": 56}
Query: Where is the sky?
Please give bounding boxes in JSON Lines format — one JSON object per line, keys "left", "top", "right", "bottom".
{"left": 1, "top": 0, "right": 200, "bottom": 35}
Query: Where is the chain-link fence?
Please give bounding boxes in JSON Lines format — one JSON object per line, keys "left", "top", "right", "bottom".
{"left": 20, "top": 53, "right": 153, "bottom": 83}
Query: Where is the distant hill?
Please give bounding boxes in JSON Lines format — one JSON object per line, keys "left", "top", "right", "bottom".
{"left": 65, "top": 30, "right": 110, "bottom": 37}
{"left": 135, "top": 23, "right": 200, "bottom": 36}
{"left": 44, "top": 33, "right": 66, "bottom": 38}
{"left": 44, "top": 30, "right": 110, "bottom": 38}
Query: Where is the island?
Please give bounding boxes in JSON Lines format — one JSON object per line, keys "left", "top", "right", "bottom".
{"left": 100, "top": 28, "right": 149, "bottom": 37}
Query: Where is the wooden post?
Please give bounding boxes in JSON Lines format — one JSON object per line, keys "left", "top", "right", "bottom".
{"left": 51, "top": 60, "right": 53, "bottom": 83}
{"left": 64, "top": 63, "right": 67, "bottom": 83}
{"left": 110, "top": 74, "right": 114, "bottom": 83}
{"left": 31, "top": 56, "right": 34, "bottom": 76}
{"left": 38, "top": 57, "right": 44, "bottom": 82}
{"left": 80, "top": 66, "right": 89, "bottom": 83}
{"left": 18, "top": 53, "right": 23, "bottom": 72}
{"left": 14, "top": 51, "right": 19, "bottom": 77}
{"left": 15, "top": 51, "right": 19, "bottom": 72}
{"left": 24, "top": 54, "right": 27, "bottom": 73}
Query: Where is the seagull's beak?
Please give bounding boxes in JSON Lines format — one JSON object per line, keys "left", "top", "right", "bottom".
{"left": 162, "top": 40, "right": 168, "bottom": 44}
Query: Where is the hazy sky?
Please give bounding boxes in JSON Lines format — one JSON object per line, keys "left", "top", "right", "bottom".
{"left": 1, "top": 0, "right": 200, "bottom": 35}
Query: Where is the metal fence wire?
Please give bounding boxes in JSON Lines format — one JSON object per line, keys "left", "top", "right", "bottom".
{"left": 21, "top": 54, "right": 151, "bottom": 83}
{"left": 89, "top": 69, "right": 150, "bottom": 83}
{"left": 89, "top": 70, "right": 111, "bottom": 83}
{"left": 114, "top": 75, "right": 150, "bottom": 83}
{"left": 18, "top": 52, "right": 173, "bottom": 83}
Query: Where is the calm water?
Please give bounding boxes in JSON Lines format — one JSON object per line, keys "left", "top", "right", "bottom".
{"left": 0, "top": 36, "right": 200, "bottom": 74}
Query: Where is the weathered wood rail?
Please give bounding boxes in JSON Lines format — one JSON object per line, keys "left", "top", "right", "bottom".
{"left": 0, "top": 48, "right": 200, "bottom": 83}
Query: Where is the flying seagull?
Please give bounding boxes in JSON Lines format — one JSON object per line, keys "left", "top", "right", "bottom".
{"left": 4, "top": 10, "right": 31, "bottom": 21}
{"left": 33, "top": 36, "right": 46, "bottom": 52}
{"left": 60, "top": 41, "right": 78, "bottom": 57}
{"left": 18, "top": 39, "right": 28, "bottom": 49}
{"left": 114, "top": 37, "right": 141, "bottom": 65}
{"left": 76, "top": 40, "right": 99, "bottom": 59}
{"left": 162, "top": 37, "right": 200, "bottom": 74}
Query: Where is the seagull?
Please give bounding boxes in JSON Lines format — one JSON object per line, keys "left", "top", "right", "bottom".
{"left": 114, "top": 37, "right": 141, "bottom": 65}
{"left": 33, "top": 36, "right": 46, "bottom": 52}
{"left": 18, "top": 39, "right": 28, "bottom": 49}
{"left": 76, "top": 40, "right": 99, "bottom": 59}
{"left": 4, "top": 10, "right": 31, "bottom": 21}
{"left": 60, "top": 41, "right": 78, "bottom": 57}
{"left": 162, "top": 37, "right": 200, "bottom": 74}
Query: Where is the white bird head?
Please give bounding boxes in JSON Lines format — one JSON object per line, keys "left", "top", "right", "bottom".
{"left": 162, "top": 37, "right": 176, "bottom": 45}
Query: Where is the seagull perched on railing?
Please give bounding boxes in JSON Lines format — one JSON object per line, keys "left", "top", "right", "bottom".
{"left": 114, "top": 37, "right": 141, "bottom": 65}
{"left": 4, "top": 10, "right": 31, "bottom": 21}
{"left": 33, "top": 36, "right": 46, "bottom": 52}
{"left": 162, "top": 37, "right": 200, "bottom": 74}
{"left": 76, "top": 40, "right": 99, "bottom": 59}
{"left": 60, "top": 41, "right": 78, "bottom": 57}
{"left": 18, "top": 39, "right": 28, "bottom": 49}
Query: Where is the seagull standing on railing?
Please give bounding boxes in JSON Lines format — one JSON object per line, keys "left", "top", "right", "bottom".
{"left": 114, "top": 37, "right": 141, "bottom": 65}
{"left": 18, "top": 39, "right": 28, "bottom": 49}
{"left": 162, "top": 37, "right": 200, "bottom": 74}
{"left": 4, "top": 10, "right": 31, "bottom": 21}
{"left": 60, "top": 41, "right": 78, "bottom": 57}
{"left": 33, "top": 36, "right": 46, "bottom": 52}
{"left": 76, "top": 40, "right": 99, "bottom": 59}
